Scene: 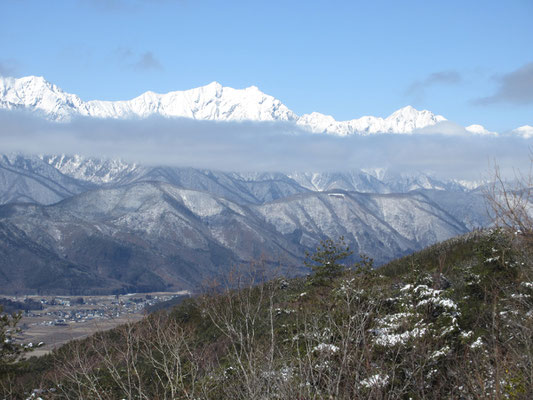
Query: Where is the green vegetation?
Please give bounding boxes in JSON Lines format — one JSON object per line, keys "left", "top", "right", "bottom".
{"left": 3, "top": 230, "right": 533, "bottom": 398}
{"left": 304, "top": 236, "right": 353, "bottom": 285}
{"left": 0, "top": 307, "right": 38, "bottom": 396}
{"left": 0, "top": 310, "right": 24, "bottom": 372}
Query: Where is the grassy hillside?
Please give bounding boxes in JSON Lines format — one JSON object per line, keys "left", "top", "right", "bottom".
{"left": 3, "top": 230, "right": 533, "bottom": 399}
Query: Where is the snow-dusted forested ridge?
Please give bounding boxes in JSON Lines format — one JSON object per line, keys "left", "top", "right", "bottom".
{"left": 0, "top": 152, "right": 490, "bottom": 293}
{"left": 2, "top": 75, "right": 528, "bottom": 136}
{"left": 0, "top": 153, "right": 485, "bottom": 206}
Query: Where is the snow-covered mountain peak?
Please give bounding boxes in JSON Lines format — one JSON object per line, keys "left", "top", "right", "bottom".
{"left": 388, "top": 105, "right": 417, "bottom": 117}
{"left": 296, "top": 112, "right": 337, "bottom": 133}
{"left": 2, "top": 75, "right": 49, "bottom": 91}
{"left": 80, "top": 80, "right": 298, "bottom": 122}
{"left": 185, "top": 81, "right": 224, "bottom": 99}
{"left": 0, "top": 75, "right": 501, "bottom": 136}
{"left": 387, "top": 105, "right": 441, "bottom": 121}
{"left": 386, "top": 106, "right": 446, "bottom": 131}
{"left": 204, "top": 81, "right": 223, "bottom": 89}
{"left": 0, "top": 75, "right": 84, "bottom": 120}
{"left": 296, "top": 106, "right": 446, "bottom": 135}
{"left": 0, "top": 76, "right": 298, "bottom": 122}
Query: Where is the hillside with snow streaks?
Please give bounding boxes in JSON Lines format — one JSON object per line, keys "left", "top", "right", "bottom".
{"left": 0, "top": 181, "right": 471, "bottom": 293}
{"left": 0, "top": 153, "right": 485, "bottom": 209}
{"left": 0, "top": 75, "right": 451, "bottom": 135}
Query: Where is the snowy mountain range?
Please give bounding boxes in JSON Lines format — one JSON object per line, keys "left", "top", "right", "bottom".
{"left": 0, "top": 176, "right": 479, "bottom": 294}
{"left": 0, "top": 75, "right": 507, "bottom": 294}
{"left": 0, "top": 75, "right": 507, "bottom": 136}
{"left": 0, "top": 151, "right": 490, "bottom": 294}
{"left": 0, "top": 153, "right": 483, "bottom": 206}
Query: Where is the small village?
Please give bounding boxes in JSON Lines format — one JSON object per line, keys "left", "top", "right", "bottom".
{"left": 22, "top": 293, "right": 184, "bottom": 326}
{"left": 0, "top": 291, "right": 191, "bottom": 357}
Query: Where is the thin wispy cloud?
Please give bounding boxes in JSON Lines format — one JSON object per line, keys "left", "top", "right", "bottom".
{"left": 58, "top": 44, "right": 93, "bottom": 69}
{"left": 406, "top": 70, "right": 462, "bottom": 100}
{"left": 115, "top": 47, "right": 163, "bottom": 71}
{"left": 0, "top": 59, "right": 18, "bottom": 77}
{"left": 474, "top": 62, "right": 533, "bottom": 106}
{"left": 133, "top": 52, "right": 163, "bottom": 71}
{"left": 115, "top": 46, "right": 134, "bottom": 60}
{"left": 0, "top": 110, "right": 530, "bottom": 180}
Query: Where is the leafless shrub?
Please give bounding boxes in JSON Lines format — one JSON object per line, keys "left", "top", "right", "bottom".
{"left": 484, "top": 158, "right": 533, "bottom": 240}
{"left": 195, "top": 261, "right": 284, "bottom": 399}
{"left": 53, "top": 314, "right": 205, "bottom": 399}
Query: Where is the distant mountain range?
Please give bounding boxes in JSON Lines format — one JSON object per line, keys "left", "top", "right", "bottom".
{"left": 0, "top": 76, "right": 503, "bottom": 294}
{"left": 1, "top": 153, "right": 484, "bottom": 206}
{"left": 0, "top": 177, "right": 478, "bottom": 294}
{"left": 0, "top": 153, "right": 489, "bottom": 294}
{"left": 2, "top": 75, "right": 530, "bottom": 136}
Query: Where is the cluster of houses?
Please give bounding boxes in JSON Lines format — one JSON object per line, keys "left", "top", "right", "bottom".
{"left": 15, "top": 293, "right": 188, "bottom": 327}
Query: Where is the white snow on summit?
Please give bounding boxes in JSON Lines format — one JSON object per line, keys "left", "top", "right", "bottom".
{"left": 0, "top": 76, "right": 297, "bottom": 123}
{"left": 1, "top": 75, "right": 527, "bottom": 137}
{"left": 81, "top": 81, "right": 298, "bottom": 122}
{"left": 41, "top": 154, "right": 138, "bottom": 184}
{"left": 0, "top": 76, "right": 84, "bottom": 120}
{"left": 296, "top": 106, "right": 446, "bottom": 135}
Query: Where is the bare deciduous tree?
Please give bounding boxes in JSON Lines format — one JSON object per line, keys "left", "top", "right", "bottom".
{"left": 484, "top": 159, "right": 533, "bottom": 239}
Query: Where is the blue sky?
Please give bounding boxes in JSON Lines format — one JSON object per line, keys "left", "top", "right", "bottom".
{"left": 1, "top": 0, "right": 532, "bottom": 132}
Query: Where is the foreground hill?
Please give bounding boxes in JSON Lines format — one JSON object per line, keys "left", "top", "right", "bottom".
{"left": 0, "top": 180, "right": 472, "bottom": 294}
{"left": 6, "top": 230, "right": 533, "bottom": 399}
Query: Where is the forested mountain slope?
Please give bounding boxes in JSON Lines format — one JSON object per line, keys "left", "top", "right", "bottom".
{"left": 6, "top": 230, "right": 533, "bottom": 399}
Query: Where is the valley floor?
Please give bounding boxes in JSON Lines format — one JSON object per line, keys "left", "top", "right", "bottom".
{"left": 3, "top": 291, "right": 189, "bottom": 357}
